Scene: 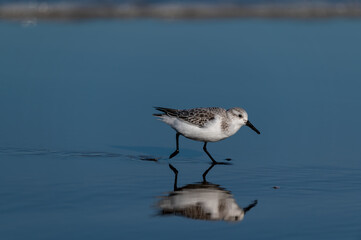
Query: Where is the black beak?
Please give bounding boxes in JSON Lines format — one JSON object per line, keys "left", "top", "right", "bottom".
{"left": 246, "top": 120, "right": 260, "bottom": 135}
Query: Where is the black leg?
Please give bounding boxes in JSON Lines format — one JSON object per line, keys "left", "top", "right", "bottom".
{"left": 202, "top": 163, "right": 216, "bottom": 183}
{"left": 169, "top": 133, "right": 180, "bottom": 159}
{"left": 168, "top": 164, "right": 179, "bottom": 191}
{"left": 203, "top": 142, "right": 218, "bottom": 164}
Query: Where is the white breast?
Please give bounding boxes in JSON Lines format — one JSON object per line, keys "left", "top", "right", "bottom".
{"left": 160, "top": 115, "right": 229, "bottom": 142}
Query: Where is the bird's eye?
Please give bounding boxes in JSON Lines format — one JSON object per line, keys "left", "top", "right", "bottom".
{"left": 238, "top": 114, "right": 243, "bottom": 118}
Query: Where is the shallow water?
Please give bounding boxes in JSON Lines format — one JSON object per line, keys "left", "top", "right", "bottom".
{"left": 1, "top": 19, "right": 361, "bottom": 239}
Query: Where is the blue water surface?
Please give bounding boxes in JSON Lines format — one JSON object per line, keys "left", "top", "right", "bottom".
{"left": 0, "top": 19, "right": 361, "bottom": 240}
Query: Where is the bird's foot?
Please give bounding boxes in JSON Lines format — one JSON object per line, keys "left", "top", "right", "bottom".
{"left": 169, "top": 150, "right": 179, "bottom": 159}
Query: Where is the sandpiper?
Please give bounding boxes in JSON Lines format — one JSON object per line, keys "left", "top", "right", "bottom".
{"left": 153, "top": 107, "right": 260, "bottom": 164}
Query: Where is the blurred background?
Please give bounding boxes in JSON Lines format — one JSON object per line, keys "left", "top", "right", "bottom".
{"left": 1, "top": 1, "right": 361, "bottom": 240}
{"left": 2, "top": 0, "right": 361, "bottom": 20}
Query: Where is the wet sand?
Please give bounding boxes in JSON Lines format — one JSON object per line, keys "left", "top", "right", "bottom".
{"left": 2, "top": 3, "right": 361, "bottom": 20}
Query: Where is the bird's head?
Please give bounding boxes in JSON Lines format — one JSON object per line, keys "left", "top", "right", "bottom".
{"left": 228, "top": 107, "right": 260, "bottom": 135}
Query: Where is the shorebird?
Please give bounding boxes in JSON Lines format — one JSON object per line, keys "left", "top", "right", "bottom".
{"left": 153, "top": 107, "right": 260, "bottom": 164}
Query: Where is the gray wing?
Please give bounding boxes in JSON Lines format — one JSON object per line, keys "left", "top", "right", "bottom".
{"left": 154, "top": 107, "right": 222, "bottom": 127}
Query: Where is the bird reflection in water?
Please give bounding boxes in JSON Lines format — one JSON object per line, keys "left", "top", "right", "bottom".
{"left": 157, "top": 163, "right": 257, "bottom": 222}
